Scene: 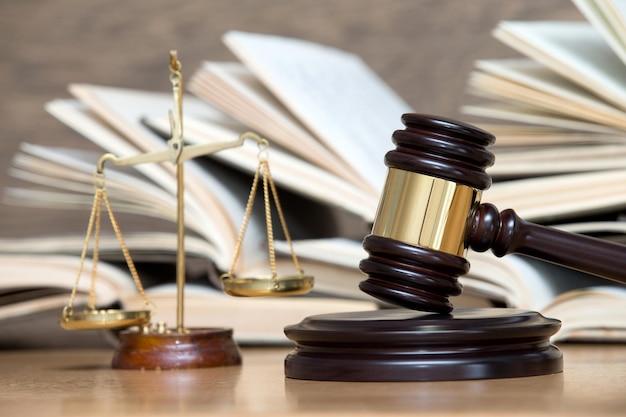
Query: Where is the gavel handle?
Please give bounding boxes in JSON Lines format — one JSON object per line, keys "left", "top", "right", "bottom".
{"left": 469, "top": 203, "right": 626, "bottom": 284}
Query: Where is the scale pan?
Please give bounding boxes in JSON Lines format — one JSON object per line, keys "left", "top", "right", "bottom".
{"left": 59, "top": 309, "right": 151, "bottom": 330}
{"left": 222, "top": 275, "right": 314, "bottom": 297}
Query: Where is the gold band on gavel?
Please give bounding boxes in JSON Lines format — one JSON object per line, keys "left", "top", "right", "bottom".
{"left": 371, "top": 168, "right": 480, "bottom": 257}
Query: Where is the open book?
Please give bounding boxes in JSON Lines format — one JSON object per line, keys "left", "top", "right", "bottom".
{"left": 4, "top": 30, "right": 626, "bottom": 345}
{"left": 457, "top": 0, "right": 626, "bottom": 339}
{"left": 0, "top": 250, "right": 378, "bottom": 347}
{"left": 462, "top": 0, "right": 626, "bottom": 178}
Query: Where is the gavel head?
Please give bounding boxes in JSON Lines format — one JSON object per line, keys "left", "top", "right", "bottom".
{"left": 359, "top": 113, "right": 496, "bottom": 313}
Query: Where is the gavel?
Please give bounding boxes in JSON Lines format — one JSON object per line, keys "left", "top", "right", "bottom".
{"left": 359, "top": 113, "right": 626, "bottom": 314}
{"left": 284, "top": 113, "right": 607, "bottom": 381}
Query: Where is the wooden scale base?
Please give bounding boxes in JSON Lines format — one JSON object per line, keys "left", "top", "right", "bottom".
{"left": 112, "top": 328, "right": 242, "bottom": 370}
{"left": 284, "top": 308, "right": 563, "bottom": 381}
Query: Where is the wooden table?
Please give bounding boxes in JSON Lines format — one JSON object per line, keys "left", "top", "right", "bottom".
{"left": 1, "top": 344, "right": 624, "bottom": 416}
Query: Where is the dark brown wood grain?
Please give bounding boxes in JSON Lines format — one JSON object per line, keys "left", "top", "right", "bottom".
{"left": 112, "top": 327, "right": 242, "bottom": 370}
{"left": 285, "top": 308, "right": 562, "bottom": 381}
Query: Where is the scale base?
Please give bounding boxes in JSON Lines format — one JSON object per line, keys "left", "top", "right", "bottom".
{"left": 111, "top": 327, "right": 242, "bottom": 370}
{"left": 284, "top": 308, "right": 562, "bottom": 381}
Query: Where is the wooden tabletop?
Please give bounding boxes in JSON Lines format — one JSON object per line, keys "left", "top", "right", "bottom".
{"left": 1, "top": 344, "right": 625, "bottom": 416}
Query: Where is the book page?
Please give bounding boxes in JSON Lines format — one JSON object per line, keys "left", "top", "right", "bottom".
{"left": 44, "top": 99, "right": 238, "bottom": 260}
{"left": 466, "top": 252, "right": 557, "bottom": 310}
{"left": 573, "top": 0, "right": 626, "bottom": 65}
{"left": 484, "top": 168, "right": 626, "bottom": 221}
{"left": 47, "top": 89, "right": 258, "bottom": 270}
{"left": 121, "top": 283, "right": 378, "bottom": 344}
{"left": 542, "top": 286, "right": 626, "bottom": 342}
{"left": 463, "top": 102, "right": 622, "bottom": 133}
{"left": 493, "top": 21, "right": 626, "bottom": 111}
{"left": 0, "top": 232, "right": 221, "bottom": 268}
{"left": 223, "top": 31, "right": 413, "bottom": 193}
{"left": 475, "top": 124, "right": 623, "bottom": 147}
{"left": 604, "top": 0, "right": 626, "bottom": 50}
{"left": 9, "top": 143, "right": 182, "bottom": 222}
{"left": 555, "top": 220, "right": 626, "bottom": 235}
{"left": 0, "top": 254, "right": 136, "bottom": 313}
{"left": 487, "top": 143, "right": 626, "bottom": 177}
{"left": 188, "top": 62, "right": 368, "bottom": 190}
{"left": 468, "top": 58, "right": 626, "bottom": 129}
{"left": 143, "top": 114, "right": 378, "bottom": 222}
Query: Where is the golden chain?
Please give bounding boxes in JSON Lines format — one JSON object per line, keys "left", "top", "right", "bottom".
{"left": 66, "top": 181, "right": 103, "bottom": 312}
{"left": 101, "top": 190, "right": 149, "bottom": 307}
{"left": 226, "top": 143, "right": 303, "bottom": 279}
{"left": 265, "top": 160, "right": 303, "bottom": 276}
{"left": 262, "top": 159, "right": 277, "bottom": 278}
{"left": 65, "top": 172, "right": 149, "bottom": 315}
{"left": 227, "top": 160, "right": 262, "bottom": 278}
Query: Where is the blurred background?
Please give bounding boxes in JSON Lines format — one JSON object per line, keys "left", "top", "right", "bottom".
{"left": 0, "top": 0, "right": 585, "bottom": 347}
{"left": 0, "top": 0, "right": 583, "bottom": 238}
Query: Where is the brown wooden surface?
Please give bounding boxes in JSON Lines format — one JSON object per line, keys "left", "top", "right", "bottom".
{"left": 0, "top": 0, "right": 583, "bottom": 239}
{"left": 0, "top": 344, "right": 625, "bottom": 416}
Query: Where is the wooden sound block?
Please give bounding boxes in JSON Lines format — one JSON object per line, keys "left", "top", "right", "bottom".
{"left": 284, "top": 308, "right": 562, "bottom": 381}
{"left": 111, "top": 327, "right": 242, "bottom": 370}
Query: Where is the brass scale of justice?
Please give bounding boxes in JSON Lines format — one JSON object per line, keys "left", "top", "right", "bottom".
{"left": 59, "top": 51, "right": 313, "bottom": 369}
